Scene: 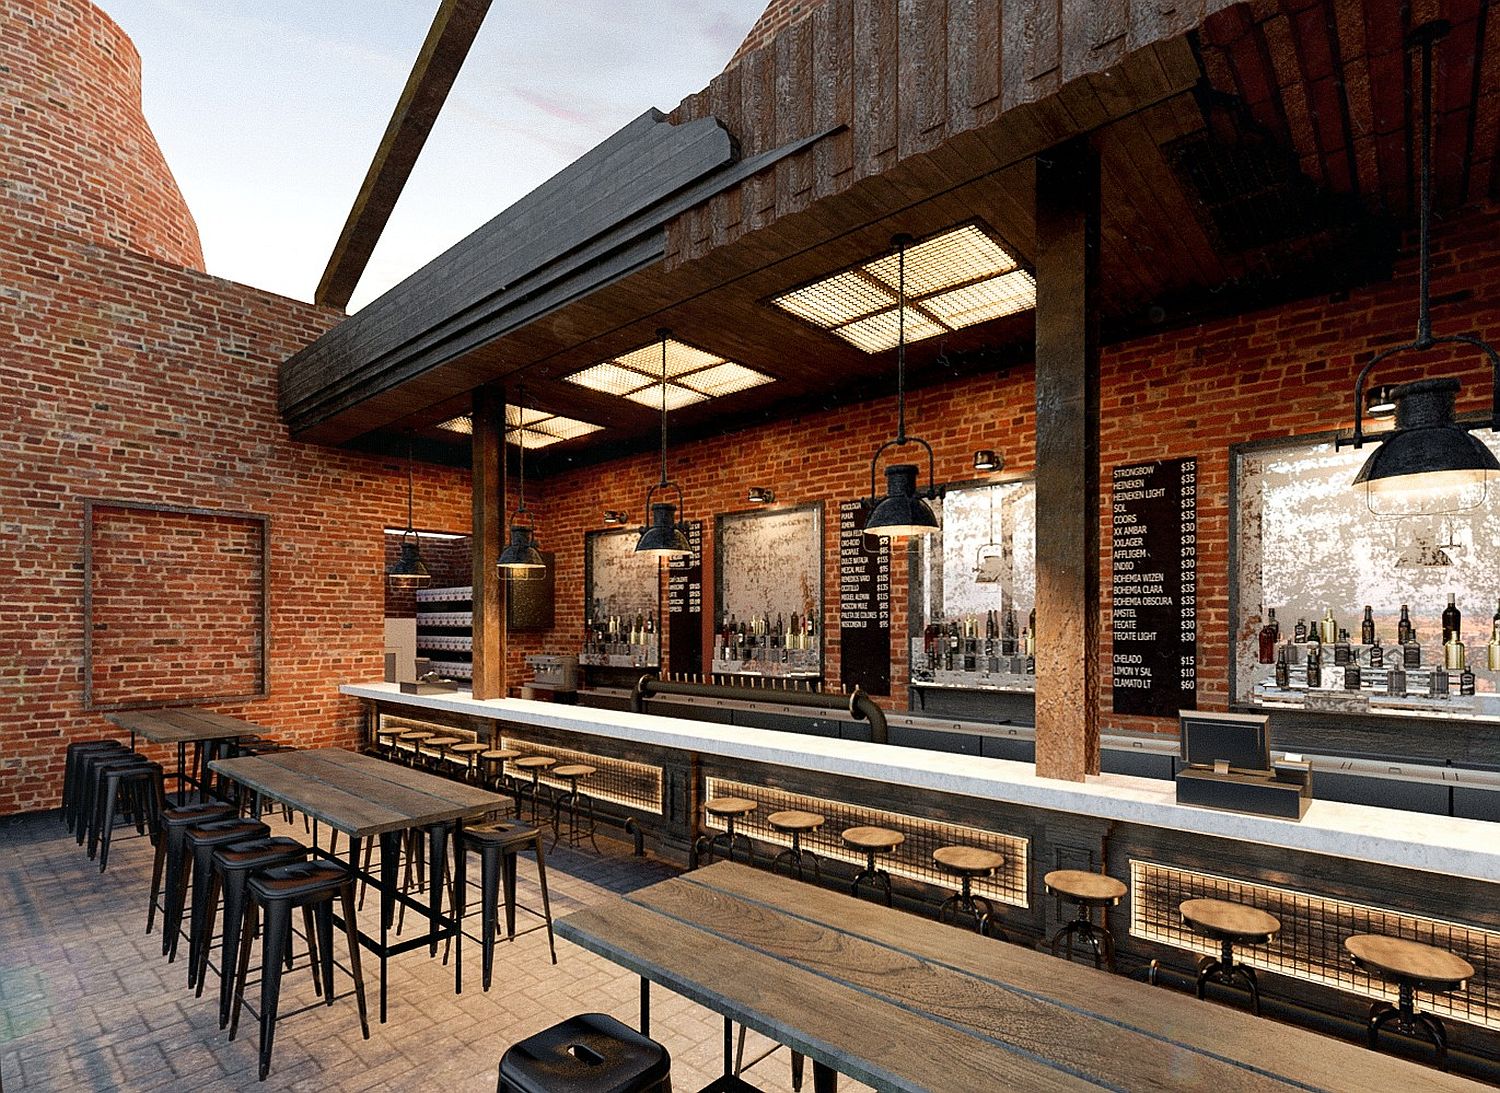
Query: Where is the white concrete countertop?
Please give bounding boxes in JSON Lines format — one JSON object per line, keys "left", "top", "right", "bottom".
{"left": 343, "top": 681, "right": 1500, "bottom": 885}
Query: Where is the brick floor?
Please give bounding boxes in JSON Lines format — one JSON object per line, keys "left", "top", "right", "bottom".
{"left": 0, "top": 807, "right": 872, "bottom": 1092}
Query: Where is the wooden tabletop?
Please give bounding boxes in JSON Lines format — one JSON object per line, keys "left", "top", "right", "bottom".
{"left": 210, "top": 747, "right": 507, "bottom": 838}
{"left": 556, "top": 863, "right": 1476, "bottom": 1093}
{"left": 106, "top": 707, "right": 264, "bottom": 744}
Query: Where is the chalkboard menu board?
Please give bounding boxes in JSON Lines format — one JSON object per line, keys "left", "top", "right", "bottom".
{"left": 667, "top": 520, "right": 703, "bottom": 675}
{"left": 1111, "top": 457, "right": 1198, "bottom": 716}
{"left": 839, "top": 499, "right": 891, "bottom": 696}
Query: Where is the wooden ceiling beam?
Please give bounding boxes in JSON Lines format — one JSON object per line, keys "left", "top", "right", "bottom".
{"left": 314, "top": 0, "right": 493, "bottom": 311}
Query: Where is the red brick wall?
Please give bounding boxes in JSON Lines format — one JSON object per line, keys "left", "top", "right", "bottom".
{"left": 382, "top": 534, "right": 472, "bottom": 619}
{"left": 726, "top": 0, "right": 823, "bottom": 66}
{"left": 524, "top": 202, "right": 1500, "bottom": 737}
{"left": 0, "top": 0, "right": 204, "bottom": 270}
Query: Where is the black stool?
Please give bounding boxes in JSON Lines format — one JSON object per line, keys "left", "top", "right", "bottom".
{"left": 1044, "top": 869, "right": 1127, "bottom": 971}
{"left": 230, "top": 860, "right": 369, "bottom": 1081}
{"left": 198, "top": 835, "right": 309, "bottom": 1027}
{"left": 498, "top": 1012, "right": 670, "bottom": 1093}
{"left": 934, "top": 845, "right": 1006, "bottom": 936}
{"left": 461, "top": 819, "right": 556, "bottom": 990}
{"left": 92, "top": 759, "right": 165, "bottom": 872}
{"left": 695, "top": 797, "right": 758, "bottom": 867}
{"left": 62, "top": 739, "right": 128, "bottom": 830}
{"left": 147, "top": 800, "right": 237, "bottom": 940}
{"left": 551, "top": 764, "right": 599, "bottom": 852}
{"left": 1179, "top": 898, "right": 1281, "bottom": 1015}
{"left": 183, "top": 816, "right": 272, "bottom": 984}
{"left": 1346, "top": 934, "right": 1475, "bottom": 1070}
{"left": 842, "top": 826, "right": 904, "bottom": 906}
{"left": 767, "top": 810, "right": 824, "bottom": 881}
{"left": 513, "top": 755, "right": 557, "bottom": 826}
{"left": 74, "top": 746, "right": 138, "bottom": 845}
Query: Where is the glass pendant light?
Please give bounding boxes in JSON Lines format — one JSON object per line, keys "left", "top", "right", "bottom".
{"left": 497, "top": 387, "right": 546, "bottom": 578}
{"left": 1339, "top": 21, "right": 1500, "bottom": 515}
{"left": 864, "top": 234, "right": 941, "bottom": 537}
{"left": 635, "top": 328, "right": 693, "bottom": 558}
{"left": 386, "top": 434, "right": 431, "bottom": 588}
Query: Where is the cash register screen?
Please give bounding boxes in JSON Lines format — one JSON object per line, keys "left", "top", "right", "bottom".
{"left": 1179, "top": 711, "right": 1271, "bottom": 774}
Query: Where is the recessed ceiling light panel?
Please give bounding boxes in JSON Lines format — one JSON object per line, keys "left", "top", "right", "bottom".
{"left": 624, "top": 383, "right": 708, "bottom": 411}
{"left": 838, "top": 307, "right": 947, "bottom": 354}
{"left": 435, "top": 408, "right": 602, "bottom": 449}
{"left": 564, "top": 336, "right": 773, "bottom": 409}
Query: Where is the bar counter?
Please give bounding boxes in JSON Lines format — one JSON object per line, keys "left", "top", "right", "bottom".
{"left": 344, "top": 681, "right": 1500, "bottom": 1053}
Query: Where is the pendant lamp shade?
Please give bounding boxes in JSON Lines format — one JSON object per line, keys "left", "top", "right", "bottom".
{"left": 636, "top": 501, "right": 692, "bottom": 557}
{"left": 497, "top": 524, "right": 545, "bottom": 572}
{"left": 1353, "top": 379, "right": 1498, "bottom": 505}
{"left": 865, "top": 464, "right": 939, "bottom": 537}
{"left": 386, "top": 434, "right": 431, "bottom": 588}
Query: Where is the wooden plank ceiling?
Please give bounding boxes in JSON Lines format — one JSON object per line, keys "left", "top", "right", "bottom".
{"left": 297, "top": 0, "right": 1499, "bottom": 474}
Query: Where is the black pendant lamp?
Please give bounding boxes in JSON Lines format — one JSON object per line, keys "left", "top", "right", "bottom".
{"left": 864, "top": 234, "right": 941, "bottom": 537}
{"left": 497, "top": 388, "right": 546, "bottom": 578}
{"left": 1339, "top": 21, "right": 1500, "bottom": 514}
{"left": 635, "top": 328, "right": 693, "bottom": 558}
{"left": 386, "top": 434, "right": 431, "bottom": 588}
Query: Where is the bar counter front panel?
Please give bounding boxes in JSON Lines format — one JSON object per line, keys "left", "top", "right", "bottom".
{"left": 345, "top": 682, "right": 1500, "bottom": 1053}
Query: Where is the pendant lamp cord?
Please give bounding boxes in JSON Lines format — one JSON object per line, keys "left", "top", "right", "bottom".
{"left": 1415, "top": 28, "right": 1433, "bottom": 348}
{"left": 896, "top": 238, "right": 908, "bottom": 445}
{"left": 405, "top": 433, "right": 415, "bottom": 534}
{"left": 659, "top": 330, "right": 670, "bottom": 488}
{"left": 515, "top": 386, "right": 527, "bottom": 517}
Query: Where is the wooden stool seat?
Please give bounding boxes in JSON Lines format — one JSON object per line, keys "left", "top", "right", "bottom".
{"left": 705, "top": 796, "right": 757, "bottom": 818}
{"left": 449, "top": 742, "right": 488, "bottom": 755}
{"left": 1346, "top": 935, "right": 1474, "bottom": 991}
{"left": 397, "top": 731, "right": 434, "bottom": 741}
{"left": 933, "top": 845, "right": 1004, "bottom": 876}
{"left": 481, "top": 748, "right": 521, "bottom": 761}
{"left": 767, "top": 810, "right": 824, "bottom": 834}
{"left": 1044, "top": 869, "right": 1127, "bottom": 906}
{"left": 553, "top": 764, "right": 596, "bottom": 780}
{"left": 424, "top": 736, "right": 461, "bottom": 748}
{"left": 1180, "top": 898, "right": 1280, "bottom": 944}
{"left": 513, "top": 755, "right": 556, "bottom": 771}
{"left": 842, "top": 826, "right": 904, "bottom": 852}
{"left": 375, "top": 728, "right": 401, "bottom": 739}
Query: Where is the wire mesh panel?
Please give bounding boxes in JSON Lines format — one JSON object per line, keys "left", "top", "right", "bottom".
{"left": 499, "top": 737, "right": 663, "bottom": 815}
{"left": 376, "top": 714, "right": 478, "bottom": 762}
{"left": 704, "top": 778, "right": 1029, "bottom": 907}
{"left": 1130, "top": 859, "right": 1500, "bottom": 1030}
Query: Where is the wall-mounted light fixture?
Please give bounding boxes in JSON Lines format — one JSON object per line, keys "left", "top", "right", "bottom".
{"left": 1366, "top": 385, "right": 1398, "bottom": 418}
{"left": 864, "top": 235, "right": 941, "bottom": 538}
{"left": 386, "top": 434, "right": 431, "bottom": 588}
{"left": 1337, "top": 22, "right": 1499, "bottom": 516}
{"left": 972, "top": 449, "right": 1003, "bottom": 473}
{"left": 747, "top": 486, "right": 775, "bottom": 504}
{"left": 635, "top": 329, "right": 693, "bottom": 558}
{"left": 602, "top": 510, "right": 627, "bottom": 526}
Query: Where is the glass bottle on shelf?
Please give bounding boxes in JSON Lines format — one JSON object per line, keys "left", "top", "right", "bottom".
{"left": 1403, "top": 637, "right": 1421, "bottom": 669}
{"left": 1431, "top": 664, "right": 1450, "bottom": 697}
{"left": 1293, "top": 617, "right": 1308, "bottom": 643}
{"left": 1488, "top": 622, "right": 1500, "bottom": 672}
{"left": 1319, "top": 607, "right": 1337, "bottom": 645}
{"left": 1387, "top": 662, "right": 1407, "bottom": 698}
{"left": 1368, "top": 639, "right": 1384, "bottom": 669}
{"left": 1361, "top": 605, "right": 1376, "bottom": 646}
{"left": 1333, "top": 628, "right": 1352, "bottom": 666}
{"left": 1344, "top": 661, "right": 1361, "bottom": 692}
{"left": 1274, "top": 646, "right": 1291, "bottom": 689}
{"left": 1398, "top": 604, "right": 1413, "bottom": 645}
{"left": 1258, "top": 608, "right": 1280, "bottom": 664}
{"left": 1443, "top": 593, "right": 1462, "bottom": 646}
{"left": 1445, "top": 633, "right": 1467, "bottom": 671}
{"left": 1461, "top": 662, "right": 1476, "bottom": 696}
{"left": 1305, "top": 638, "right": 1322, "bottom": 688}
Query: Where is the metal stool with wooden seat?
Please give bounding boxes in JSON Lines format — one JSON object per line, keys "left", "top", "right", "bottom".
{"left": 695, "top": 797, "right": 757, "bottom": 867}
{"left": 933, "top": 845, "right": 1006, "bottom": 936}
{"left": 1044, "top": 869, "right": 1127, "bottom": 971}
{"left": 374, "top": 727, "right": 402, "bottom": 760}
{"left": 767, "top": 810, "right": 824, "bottom": 881}
{"left": 395, "top": 730, "right": 433, "bottom": 767}
{"left": 449, "top": 740, "right": 488, "bottom": 782}
{"left": 551, "top": 764, "right": 599, "bottom": 852}
{"left": 480, "top": 747, "right": 521, "bottom": 795}
{"left": 843, "top": 826, "right": 903, "bottom": 906}
{"left": 1176, "top": 898, "right": 1281, "bottom": 1015}
{"left": 512, "top": 755, "right": 557, "bottom": 826}
{"left": 498, "top": 1012, "right": 670, "bottom": 1093}
{"left": 1346, "top": 934, "right": 1475, "bottom": 1069}
{"left": 420, "top": 735, "right": 461, "bottom": 772}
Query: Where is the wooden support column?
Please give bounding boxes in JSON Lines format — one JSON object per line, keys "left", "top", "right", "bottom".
{"left": 471, "top": 383, "right": 507, "bottom": 699}
{"left": 1033, "top": 138, "right": 1101, "bottom": 781}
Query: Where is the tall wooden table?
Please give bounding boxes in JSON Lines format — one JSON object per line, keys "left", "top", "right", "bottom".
{"left": 210, "top": 747, "right": 507, "bottom": 1022}
{"left": 106, "top": 707, "right": 261, "bottom": 802}
{"left": 556, "top": 862, "right": 1477, "bottom": 1092}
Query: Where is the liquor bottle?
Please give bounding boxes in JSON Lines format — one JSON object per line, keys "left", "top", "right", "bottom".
{"left": 1258, "top": 608, "right": 1280, "bottom": 664}
{"left": 1489, "top": 623, "right": 1500, "bottom": 672}
{"left": 1461, "top": 664, "right": 1476, "bottom": 696}
{"left": 1369, "top": 640, "right": 1384, "bottom": 669}
{"left": 1387, "top": 663, "right": 1407, "bottom": 698}
{"left": 1403, "top": 639, "right": 1421, "bottom": 669}
{"left": 645, "top": 610, "right": 655, "bottom": 634}
{"left": 1361, "top": 605, "right": 1375, "bottom": 646}
{"left": 1445, "top": 633, "right": 1466, "bottom": 671}
{"left": 1294, "top": 617, "right": 1308, "bottom": 643}
{"left": 1344, "top": 663, "right": 1361, "bottom": 692}
{"left": 1443, "top": 594, "right": 1462, "bottom": 646}
{"left": 1398, "top": 604, "right": 1413, "bottom": 645}
{"left": 1305, "top": 641, "right": 1322, "bottom": 688}
{"left": 1274, "top": 646, "right": 1290, "bottom": 689}
{"left": 1319, "top": 607, "right": 1337, "bottom": 645}
{"left": 1430, "top": 665, "right": 1450, "bottom": 697}
{"left": 1333, "top": 629, "right": 1352, "bottom": 666}
{"left": 1493, "top": 596, "right": 1500, "bottom": 630}
{"left": 1002, "top": 606, "right": 1018, "bottom": 656}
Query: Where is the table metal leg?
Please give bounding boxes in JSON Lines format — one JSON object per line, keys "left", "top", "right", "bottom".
{"left": 639, "top": 977, "right": 651, "bottom": 1037}
{"left": 812, "top": 1061, "right": 839, "bottom": 1092}
{"left": 379, "top": 829, "right": 400, "bottom": 1024}
{"left": 723, "top": 1016, "right": 733, "bottom": 1075}
{"left": 453, "top": 818, "right": 466, "bottom": 995}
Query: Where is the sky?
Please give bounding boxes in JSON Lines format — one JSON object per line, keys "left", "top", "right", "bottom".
{"left": 105, "top": 1, "right": 767, "bottom": 311}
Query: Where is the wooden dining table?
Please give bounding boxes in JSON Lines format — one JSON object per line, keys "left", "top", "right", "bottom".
{"left": 209, "top": 746, "right": 508, "bottom": 1022}
{"left": 106, "top": 707, "right": 263, "bottom": 802}
{"left": 555, "top": 862, "right": 1478, "bottom": 1092}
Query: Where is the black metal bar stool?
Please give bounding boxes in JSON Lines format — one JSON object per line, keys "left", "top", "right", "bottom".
{"left": 92, "top": 758, "right": 165, "bottom": 872}
{"left": 147, "top": 799, "right": 236, "bottom": 940}
{"left": 74, "top": 746, "right": 138, "bottom": 845}
{"left": 62, "top": 739, "right": 128, "bottom": 830}
{"left": 842, "top": 826, "right": 904, "bottom": 906}
{"left": 460, "top": 818, "right": 556, "bottom": 991}
{"left": 695, "top": 797, "right": 758, "bottom": 867}
{"left": 934, "top": 845, "right": 1006, "bottom": 936}
{"left": 1346, "top": 934, "right": 1475, "bottom": 1070}
{"left": 513, "top": 755, "right": 557, "bottom": 826}
{"left": 196, "top": 835, "right": 309, "bottom": 1027}
{"left": 183, "top": 816, "right": 272, "bottom": 984}
{"left": 84, "top": 754, "right": 155, "bottom": 857}
{"left": 374, "top": 726, "right": 402, "bottom": 760}
{"left": 449, "top": 740, "right": 488, "bottom": 782}
{"left": 230, "top": 860, "right": 370, "bottom": 1082}
{"left": 767, "top": 810, "right": 824, "bottom": 881}
{"left": 498, "top": 1012, "right": 670, "bottom": 1093}
{"left": 1044, "top": 869, "right": 1127, "bottom": 971}
{"left": 551, "top": 764, "right": 599, "bottom": 852}
{"left": 1177, "top": 898, "right": 1281, "bottom": 1015}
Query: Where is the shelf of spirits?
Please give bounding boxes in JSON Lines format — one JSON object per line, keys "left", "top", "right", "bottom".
{"left": 909, "top": 610, "right": 1035, "bottom": 693}
{"left": 581, "top": 611, "right": 660, "bottom": 669}
{"left": 711, "top": 612, "right": 821, "bottom": 679}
